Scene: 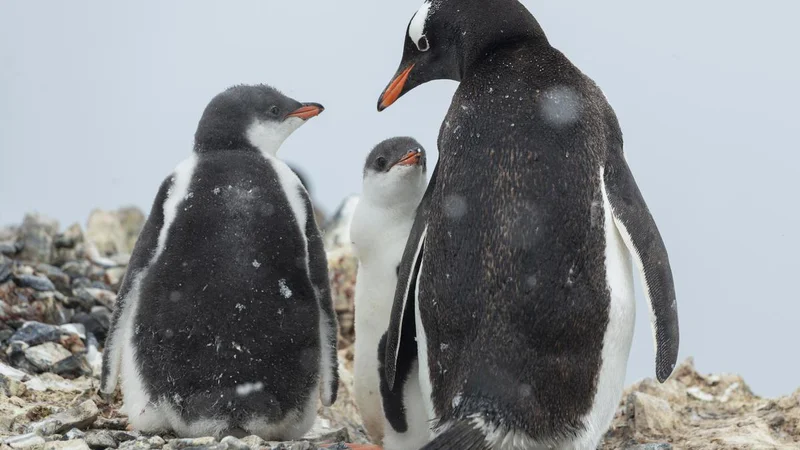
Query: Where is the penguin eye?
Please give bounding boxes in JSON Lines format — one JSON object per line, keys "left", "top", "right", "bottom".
{"left": 270, "top": 106, "right": 280, "bottom": 116}
{"left": 375, "top": 157, "right": 387, "bottom": 171}
{"left": 417, "top": 35, "right": 430, "bottom": 52}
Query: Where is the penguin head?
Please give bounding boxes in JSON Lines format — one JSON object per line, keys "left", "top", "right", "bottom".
{"left": 377, "top": 0, "right": 545, "bottom": 111}
{"left": 194, "top": 84, "right": 323, "bottom": 156}
{"left": 362, "top": 137, "right": 427, "bottom": 205}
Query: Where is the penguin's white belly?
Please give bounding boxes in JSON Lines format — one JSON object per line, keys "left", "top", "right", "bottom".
{"left": 353, "top": 262, "right": 400, "bottom": 441}
{"left": 566, "top": 180, "right": 636, "bottom": 450}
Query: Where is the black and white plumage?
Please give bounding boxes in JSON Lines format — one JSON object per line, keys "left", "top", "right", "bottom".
{"left": 350, "top": 137, "right": 428, "bottom": 445}
{"left": 376, "top": 1, "right": 679, "bottom": 449}
{"left": 100, "top": 85, "right": 339, "bottom": 439}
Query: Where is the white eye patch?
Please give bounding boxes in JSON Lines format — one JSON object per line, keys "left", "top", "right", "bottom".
{"left": 408, "top": 1, "right": 432, "bottom": 52}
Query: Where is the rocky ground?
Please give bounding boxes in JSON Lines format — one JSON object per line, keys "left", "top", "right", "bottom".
{"left": 1, "top": 209, "right": 798, "bottom": 450}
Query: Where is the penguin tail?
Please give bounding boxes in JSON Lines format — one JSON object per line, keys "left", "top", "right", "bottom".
{"left": 421, "top": 419, "right": 491, "bottom": 450}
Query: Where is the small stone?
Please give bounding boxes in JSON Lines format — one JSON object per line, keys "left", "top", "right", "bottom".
{"left": 1, "top": 373, "right": 28, "bottom": 397}
{"left": 73, "top": 288, "right": 117, "bottom": 310}
{"left": 43, "top": 441, "right": 90, "bottom": 450}
{"left": 146, "top": 436, "right": 165, "bottom": 448}
{"left": 625, "top": 444, "right": 673, "bottom": 450}
{"left": 84, "top": 430, "right": 117, "bottom": 449}
{"left": 0, "top": 258, "right": 12, "bottom": 283}
{"left": 92, "top": 418, "right": 128, "bottom": 431}
{"left": 117, "top": 439, "right": 152, "bottom": 450}
{"left": 0, "top": 361, "right": 28, "bottom": 381}
{"left": 70, "top": 314, "right": 108, "bottom": 343}
{"left": 59, "top": 325, "right": 86, "bottom": 341}
{"left": 303, "top": 423, "right": 349, "bottom": 444}
{"left": 103, "top": 268, "right": 127, "bottom": 290}
{"left": 0, "top": 241, "right": 20, "bottom": 256}
{"left": 163, "top": 437, "right": 216, "bottom": 450}
{"left": 631, "top": 392, "right": 677, "bottom": 436}
{"left": 18, "top": 213, "right": 59, "bottom": 264}
{"left": 61, "top": 263, "right": 90, "bottom": 281}
{"left": 218, "top": 437, "right": 248, "bottom": 450}
{"left": 108, "top": 431, "right": 137, "bottom": 443}
{"left": 27, "top": 400, "right": 99, "bottom": 435}
{"left": 238, "top": 436, "right": 266, "bottom": 450}
{"left": 64, "top": 429, "right": 85, "bottom": 441}
{"left": 13, "top": 275, "right": 56, "bottom": 292}
{"left": 11, "top": 323, "right": 62, "bottom": 347}
{"left": 51, "top": 354, "right": 92, "bottom": 379}
{"left": 34, "top": 265, "right": 71, "bottom": 293}
{"left": 4, "top": 433, "right": 46, "bottom": 449}
{"left": 24, "top": 343, "right": 72, "bottom": 372}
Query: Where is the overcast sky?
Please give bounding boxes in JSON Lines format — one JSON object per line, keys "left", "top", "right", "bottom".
{"left": 1, "top": 1, "right": 798, "bottom": 397}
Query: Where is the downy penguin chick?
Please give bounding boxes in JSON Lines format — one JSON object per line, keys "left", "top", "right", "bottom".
{"left": 100, "top": 84, "right": 339, "bottom": 440}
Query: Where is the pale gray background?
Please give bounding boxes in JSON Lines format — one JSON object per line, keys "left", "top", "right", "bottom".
{"left": 1, "top": 1, "right": 798, "bottom": 396}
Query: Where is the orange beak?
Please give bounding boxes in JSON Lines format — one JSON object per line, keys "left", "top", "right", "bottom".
{"left": 286, "top": 103, "right": 324, "bottom": 120}
{"left": 378, "top": 64, "right": 415, "bottom": 111}
{"left": 394, "top": 149, "right": 423, "bottom": 167}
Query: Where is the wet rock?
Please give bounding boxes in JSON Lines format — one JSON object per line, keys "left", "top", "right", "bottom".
{"left": 10, "top": 323, "right": 62, "bottom": 346}
{"left": 43, "top": 441, "right": 90, "bottom": 450}
{"left": 1, "top": 373, "right": 28, "bottom": 397}
{"left": 631, "top": 392, "right": 676, "bottom": 436}
{"left": 13, "top": 275, "right": 56, "bottom": 293}
{"left": 4, "top": 433, "right": 47, "bottom": 449}
{"left": 34, "top": 265, "right": 71, "bottom": 293}
{"left": 86, "top": 211, "right": 127, "bottom": 257}
{"left": 27, "top": 400, "right": 99, "bottom": 435}
{"left": 83, "top": 430, "right": 117, "bottom": 449}
{"left": 24, "top": 343, "right": 72, "bottom": 372}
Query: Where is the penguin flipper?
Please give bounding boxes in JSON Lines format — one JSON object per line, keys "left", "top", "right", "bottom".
{"left": 603, "top": 150, "right": 679, "bottom": 382}
{"left": 100, "top": 175, "right": 174, "bottom": 397}
{"left": 384, "top": 163, "right": 438, "bottom": 390}
{"left": 303, "top": 192, "right": 340, "bottom": 406}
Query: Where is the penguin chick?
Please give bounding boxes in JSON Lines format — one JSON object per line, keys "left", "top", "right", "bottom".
{"left": 350, "top": 137, "right": 428, "bottom": 444}
{"left": 101, "top": 84, "right": 339, "bottom": 440}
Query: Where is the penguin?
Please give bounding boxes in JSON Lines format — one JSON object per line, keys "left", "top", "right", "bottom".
{"left": 376, "top": 1, "right": 680, "bottom": 449}
{"left": 100, "top": 84, "right": 339, "bottom": 440}
{"left": 349, "top": 137, "right": 428, "bottom": 445}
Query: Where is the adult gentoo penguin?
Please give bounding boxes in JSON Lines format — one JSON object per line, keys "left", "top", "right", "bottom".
{"left": 350, "top": 137, "right": 428, "bottom": 445}
{"left": 100, "top": 84, "right": 339, "bottom": 439}
{"left": 376, "top": 1, "right": 679, "bottom": 449}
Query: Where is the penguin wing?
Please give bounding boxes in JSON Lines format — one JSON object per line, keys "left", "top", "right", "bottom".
{"left": 384, "top": 163, "right": 438, "bottom": 390}
{"left": 603, "top": 149, "right": 679, "bottom": 382}
{"left": 302, "top": 191, "right": 340, "bottom": 406}
{"left": 100, "top": 175, "right": 174, "bottom": 397}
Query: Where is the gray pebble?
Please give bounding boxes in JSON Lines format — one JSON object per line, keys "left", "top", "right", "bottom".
{"left": 14, "top": 274, "right": 57, "bottom": 292}
{"left": 84, "top": 430, "right": 118, "bottom": 449}
{"left": 10, "top": 322, "right": 62, "bottom": 346}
